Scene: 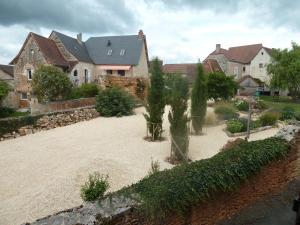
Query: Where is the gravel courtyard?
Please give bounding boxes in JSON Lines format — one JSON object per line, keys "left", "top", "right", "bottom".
{"left": 0, "top": 107, "right": 279, "bottom": 225}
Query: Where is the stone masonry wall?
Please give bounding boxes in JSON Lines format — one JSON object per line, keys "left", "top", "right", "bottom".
{"left": 22, "top": 127, "right": 300, "bottom": 225}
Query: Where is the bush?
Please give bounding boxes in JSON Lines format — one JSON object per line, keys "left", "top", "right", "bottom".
{"left": 226, "top": 119, "right": 244, "bottom": 133}
{"left": 80, "top": 172, "right": 109, "bottom": 202}
{"left": 214, "top": 104, "right": 239, "bottom": 120}
{"left": 295, "top": 112, "right": 300, "bottom": 121}
{"left": 148, "top": 159, "right": 160, "bottom": 176}
{"left": 0, "top": 107, "right": 15, "bottom": 118}
{"left": 234, "top": 99, "right": 249, "bottom": 111}
{"left": 96, "top": 87, "right": 135, "bottom": 117}
{"left": 123, "top": 137, "right": 289, "bottom": 222}
{"left": 280, "top": 106, "right": 295, "bottom": 120}
{"left": 0, "top": 80, "right": 10, "bottom": 106}
{"left": 259, "top": 112, "right": 279, "bottom": 126}
{"left": 256, "top": 99, "right": 268, "bottom": 110}
{"left": 79, "top": 83, "right": 99, "bottom": 98}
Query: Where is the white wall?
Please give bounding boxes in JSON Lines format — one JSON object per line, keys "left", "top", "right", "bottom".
{"left": 250, "top": 48, "right": 271, "bottom": 84}
{"left": 69, "top": 62, "right": 95, "bottom": 85}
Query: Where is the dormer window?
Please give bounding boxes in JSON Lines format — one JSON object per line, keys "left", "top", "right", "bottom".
{"left": 107, "top": 49, "right": 113, "bottom": 56}
{"left": 120, "top": 49, "right": 126, "bottom": 56}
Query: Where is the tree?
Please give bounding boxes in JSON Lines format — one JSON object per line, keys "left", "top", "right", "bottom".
{"left": 207, "top": 72, "right": 237, "bottom": 100}
{"left": 191, "top": 63, "right": 207, "bottom": 135}
{"left": 168, "top": 74, "right": 189, "bottom": 162}
{"left": 0, "top": 80, "right": 10, "bottom": 106}
{"left": 144, "top": 58, "right": 165, "bottom": 140}
{"left": 32, "top": 65, "right": 73, "bottom": 102}
{"left": 268, "top": 42, "right": 300, "bottom": 100}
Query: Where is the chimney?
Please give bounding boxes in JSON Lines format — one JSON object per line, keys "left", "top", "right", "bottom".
{"left": 138, "top": 29, "right": 144, "bottom": 40}
{"left": 216, "top": 44, "right": 221, "bottom": 53}
{"left": 77, "top": 33, "right": 82, "bottom": 44}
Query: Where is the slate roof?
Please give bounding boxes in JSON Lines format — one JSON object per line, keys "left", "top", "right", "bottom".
{"left": 85, "top": 35, "right": 143, "bottom": 65}
{"left": 52, "top": 31, "right": 93, "bottom": 63}
{"left": 0, "top": 64, "right": 14, "bottom": 77}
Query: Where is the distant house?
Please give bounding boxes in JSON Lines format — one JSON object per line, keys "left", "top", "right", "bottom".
{"left": 163, "top": 60, "right": 221, "bottom": 84}
{"left": 206, "top": 43, "right": 274, "bottom": 95}
{"left": 0, "top": 64, "right": 14, "bottom": 87}
{"left": 10, "top": 30, "right": 149, "bottom": 108}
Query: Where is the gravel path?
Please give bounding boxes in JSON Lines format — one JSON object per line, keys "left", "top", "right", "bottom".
{"left": 0, "top": 107, "right": 279, "bottom": 225}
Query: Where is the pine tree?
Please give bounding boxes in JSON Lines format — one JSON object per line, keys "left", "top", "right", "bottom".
{"left": 168, "top": 74, "right": 189, "bottom": 162}
{"left": 191, "top": 63, "right": 207, "bottom": 135}
{"left": 144, "top": 58, "right": 165, "bottom": 140}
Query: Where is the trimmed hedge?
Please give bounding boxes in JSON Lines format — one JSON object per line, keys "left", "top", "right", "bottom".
{"left": 0, "top": 115, "right": 41, "bottom": 136}
{"left": 121, "top": 137, "right": 289, "bottom": 221}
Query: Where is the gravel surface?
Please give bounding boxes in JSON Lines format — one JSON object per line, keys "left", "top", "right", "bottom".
{"left": 0, "top": 107, "right": 279, "bottom": 225}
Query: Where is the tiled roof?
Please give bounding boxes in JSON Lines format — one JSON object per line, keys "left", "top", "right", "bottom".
{"left": 209, "top": 48, "right": 228, "bottom": 55}
{"left": 226, "top": 44, "right": 263, "bottom": 64}
{"left": 31, "top": 33, "right": 69, "bottom": 67}
{"left": 0, "top": 64, "right": 14, "bottom": 77}
{"left": 163, "top": 63, "right": 197, "bottom": 84}
{"left": 203, "top": 59, "right": 223, "bottom": 73}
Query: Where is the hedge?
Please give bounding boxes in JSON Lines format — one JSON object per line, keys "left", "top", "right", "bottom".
{"left": 0, "top": 115, "right": 41, "bottom": 136}
{"left": 120, "top": 137, "right": 290, "bottom": 221}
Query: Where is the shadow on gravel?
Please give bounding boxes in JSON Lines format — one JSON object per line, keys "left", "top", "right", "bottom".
{"left": 218, "top": 178, "right": 300, "bottom": 225}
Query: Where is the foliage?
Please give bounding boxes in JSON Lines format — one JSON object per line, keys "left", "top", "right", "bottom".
{"left": 256, "top": 99, "right": 268, "bottom": 110}
{"left": 32, "top": 65, "right": 73, "bottom": 102}
{"left": 148, "top": 159, "right": 161, "bottom": 176}
{"left": 280, "top": 106, "right": 296, "bottom": 120}
{"left": 267, "top": 42, "right": 300, "bottom": 100}
{"left": 214, "top": 103, "right": 239, "bottom": 120}
{"left": 95, "top": 87, "right": 135, "bottom": 117}
{"left": 0, "top": 107, "right": 15, "bottom": 118}
{"left": 0, "top": 114, "right": 41, "bottom": 136}
{"left": 259, "top": 112, "right": 279, "bottom": 126}
{"left": 234, "top": 99, "right": 249, "bottom": 111}
{"left": 168, "top": 74, "right": 189, "bottom": 162}
{"left": 226, "top": 119, "right": 244, "bottom": 133}
{"left": 144, "top": 58, "right": 165, "bottom": 140}
{"left": 0, "top": 80, "right": 10, "bottom": 106}
{"left": 260, "top": 96, "right": 300, "bottom": 114}
{"left": 79, "top": 83, "right": 99, "bottom": 98}
{"left": 135, "top": 78, "right": 147, "bottom": 100}
{"left": 191, "top": 63, "right": 207, "bottom": 134}
{"left": 122, "top": 137, "right": 289, "bottom": 222}
{"left": 80, "top": 172, "right": 109, "bottom": 202}
{"left": 295, "top": 112, "right": 300, "bottom": 121}
{"left": 207, "top": 72, "right": 237, "bottom": 100}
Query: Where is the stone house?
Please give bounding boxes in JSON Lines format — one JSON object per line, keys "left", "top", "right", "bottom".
{"left": 205, "top": 44, "right": 273, "bottom": 95}
{"left": 0, "top": 64, "right": 18, "bottom": 108}
{"left": 10, "top": 30, "right": 149, "bottom": 109}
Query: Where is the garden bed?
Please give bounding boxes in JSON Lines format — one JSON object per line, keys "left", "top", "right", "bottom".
{"left": 224, "top": 125, "right": 273, "bottom": 137}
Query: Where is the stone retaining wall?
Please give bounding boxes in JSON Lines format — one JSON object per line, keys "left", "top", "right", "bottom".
{"left": 22, "top": 126, "right": 300, "bottom": 225}
{"left": 30, "top": 97, "right": 96, "bottom": 115}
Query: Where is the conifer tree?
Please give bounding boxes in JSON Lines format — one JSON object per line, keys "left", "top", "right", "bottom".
{"left": 144, "top": 58, "right": 165, "bottom": 140}
{"left": 191, "top": 63, "right": 207, "bottom": 135}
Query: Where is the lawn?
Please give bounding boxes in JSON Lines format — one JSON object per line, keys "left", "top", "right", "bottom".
{"left": 260, "top": 96, "right": 300, "bottom": 114}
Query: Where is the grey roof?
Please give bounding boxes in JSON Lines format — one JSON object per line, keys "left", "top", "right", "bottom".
{"left": 52, "top": 31, "right": 93, "bottom": 63}
{"left": 85, "top": 35, "right": 143, "bottom": 65}
{"left": 0, "top": 64, "right": 14, "bottom": 77}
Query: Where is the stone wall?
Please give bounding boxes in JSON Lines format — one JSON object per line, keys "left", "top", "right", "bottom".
{"left": 22, "top": 127, "right": 300, "bottom": 225}
{"left": 30, "top": 97, "right": 96, "bottom": 115}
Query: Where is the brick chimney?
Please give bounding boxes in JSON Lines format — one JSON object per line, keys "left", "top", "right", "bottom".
{"left": 77, "top": 33, "right": 82, "bottom": 44}
{"left": 138, "top": 29, "right": 144, "bottom": 40}
{"left": 216, "top": 44, "right": 221, "bottom": 53}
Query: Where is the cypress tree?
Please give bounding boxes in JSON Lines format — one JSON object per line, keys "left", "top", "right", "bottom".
{"left": 168, "top": 74, "right": 189, "bottom": 162}
{"left": 191, "top": 63, "right": 207, "bottom": 135}
{"left": 144, "top": 58, "right": 165, "bottom": 140}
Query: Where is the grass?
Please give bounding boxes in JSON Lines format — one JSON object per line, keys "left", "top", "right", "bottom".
{"left": 260, "top": 96, "right": 300, "bottom": 114}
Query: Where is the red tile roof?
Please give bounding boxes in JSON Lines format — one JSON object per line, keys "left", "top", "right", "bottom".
{"left": 203, "top": 59, "right": 223, "bottom": 73}
{"left": 209, "top": 48, "right": 228, "bottom": 55}
{"left": 163, "top": 63, "right": 197, "bottom": 83}
{"left": 226, "top": 44, "right": 263, "bottom": 64}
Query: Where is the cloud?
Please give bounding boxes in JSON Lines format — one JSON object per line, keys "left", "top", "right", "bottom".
{"left": 0, "top": 0, "right": 136, "bottom": 33}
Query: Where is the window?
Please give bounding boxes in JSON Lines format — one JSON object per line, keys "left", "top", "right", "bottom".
{"left": 84, "top": 69, "right": 89, "bottom": 83}
{"left": 30, "top": 49, "right": 34, "bottom": 56}
{"left": 20, "top": 92, "right": 28, "bottom": 100}
{"left": 73, "top": 70, "right": 78, "bottom": 76}
{"left": 261, "top": 52, "right": 264, "bottom": 55}
{"left": 242, "top": 66, "right": 246, "bottom": 72}
{"left": 259, "top": 63, "right": 263, "bottom": 68}
{"left": 120, "top": 49, "right": 126, "bottom": 56}
{"left": 107, "top": 49, "right": 113, "bottom": 55}
{"left": 27, "top": 69, "right": 32, "bottom": 80}
{"left": 107, "top": 70, "right": 113, "bottom": 75}
{"left": 118, "top": 70, "right": 125, "bottom": 76}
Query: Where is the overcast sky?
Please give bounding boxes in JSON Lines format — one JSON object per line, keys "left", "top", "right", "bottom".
{"left": 0, "top": 0, "right": 299, "bottom": 65}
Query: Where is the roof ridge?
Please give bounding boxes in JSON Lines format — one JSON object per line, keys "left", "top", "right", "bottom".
{"left": 228, "top": 43, "right": 263, "bottom": 49}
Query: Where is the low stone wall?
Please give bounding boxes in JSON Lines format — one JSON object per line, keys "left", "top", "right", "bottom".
{"left": 0, "top": 108, "right": 99, "bottom": 141}
{"left": 22, "top": 127, "right": 300, "bottom": 225}
{"left": 30, "top": 97, "right": 96, "bottom": 115}
{"left": 104, "top": 75, "right": 148, "bottom": 100}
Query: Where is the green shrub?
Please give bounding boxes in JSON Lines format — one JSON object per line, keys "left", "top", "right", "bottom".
{"left": 122, "top": 137, "right": 289, "bottom": 222}
{"left": 79, "top": 83, "right": 99, "bottom": 98}
{"left": 214, "top": 105, "right": 239, "bottom": 120}
{"left": 96, "top": 87, "right": 135, "bottom": 117}
{"left": 0, "top": 80, "right": 10, "bottom": 106}
{"left": 295, "top": 112, "right": 300, "bottom": 121}
{"left": 256, "top": 99, "right": 268, "bottom": 110}
{"left": 280, "top": 106, "right": 295, "bottom": 120}
{"left": 259, "top": 112, "right": 279, "bottom": 126}
{"left": 234, "top": 99, "right": 249, "bottom": 111}
{"left": 0, "top": 107, "right": 16, "bottom": 118}
{"left": 226, "top": 119, "right": 244, "bottom": 133}
{"left": 80, "top": 172, "right": 109, "bottom": 202}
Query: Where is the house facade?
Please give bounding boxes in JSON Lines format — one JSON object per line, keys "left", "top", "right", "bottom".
{"left": 0, "top": 65, "right": 18, "bottom": 108}
{"left": 9, "top": 30, "right": 149, "bottom": 108}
